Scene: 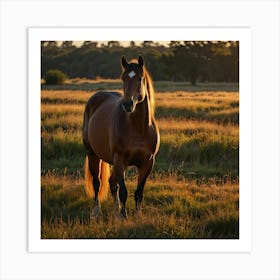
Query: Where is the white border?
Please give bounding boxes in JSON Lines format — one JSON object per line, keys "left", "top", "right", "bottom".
{"left": 28, "top": 27, "right": 252, "bottom": 253}
{"left": 1, "top": 0, "right": 279, "bottom": 279}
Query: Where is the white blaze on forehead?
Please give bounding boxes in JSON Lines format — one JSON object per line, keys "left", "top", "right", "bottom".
{"left": 128, "top": 71, "right": 136, "bottom": 79}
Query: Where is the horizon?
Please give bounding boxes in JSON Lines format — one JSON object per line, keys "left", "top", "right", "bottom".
{"left": 56, "top": 40, "right": 170, "bottom": 47}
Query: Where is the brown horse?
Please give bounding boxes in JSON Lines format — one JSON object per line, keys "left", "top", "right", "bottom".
{"left": 82, "top": 56, "right": 160, "bottom": 218}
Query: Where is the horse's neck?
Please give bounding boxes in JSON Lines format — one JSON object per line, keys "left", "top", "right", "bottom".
{"left": 130, "top": 95, "right": 151, "bottom": 134}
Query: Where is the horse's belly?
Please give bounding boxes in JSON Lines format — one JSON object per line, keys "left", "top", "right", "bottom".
{"left": 127, "top": 151, "right": 151, "bottom": 166}
{"left": 126, "top": 138, "right": 154, "bottom": 166}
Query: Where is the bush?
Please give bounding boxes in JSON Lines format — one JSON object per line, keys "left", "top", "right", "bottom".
{"left": 44, "top": 69, "right": 67, "bottom": 85}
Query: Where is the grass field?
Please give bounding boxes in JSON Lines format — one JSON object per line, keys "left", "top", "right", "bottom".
{"left": 41, "top": 81, "right": 239, "bottom": 239}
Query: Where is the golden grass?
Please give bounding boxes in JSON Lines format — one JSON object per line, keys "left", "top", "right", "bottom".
{"left": 156, "top": 91, "right": 238, "bottom": 102}
{"left": 41, "top": 88, "right": 239, "bottom": 239}
{"left": 66, "top": 78, "right": 121, "bottom": 84}
{"left": 41, "top": 171, "right": 239, "bottom": 239}
{"left": 41, "top": 103, "right": 84, "bottom": 114}
{"left": 41, "top": 89, "right": 239, "bottom": 126}
{"left": 155, "top": 92, "right": 238, "bottom": 118}
{"left": 41, "top": 90, "right": 238, "bottom": 105}
{"left": 158, "top": 118, "right": 238, "bottom": 136}
{"left": 41, "top": 90, "right": 93, "bottom": 103}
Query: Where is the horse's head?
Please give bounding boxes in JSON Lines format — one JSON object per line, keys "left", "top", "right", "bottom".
{"left": 121, "top": 56, "right": 146, "bottom": 113}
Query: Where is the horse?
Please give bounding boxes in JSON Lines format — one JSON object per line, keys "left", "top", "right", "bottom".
{"left": 82, "top": 56, "right": 160, "bottom": 218}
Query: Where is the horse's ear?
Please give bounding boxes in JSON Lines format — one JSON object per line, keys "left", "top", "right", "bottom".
{"left": 138, "top": 56, "right": 144, "bottom": 68}
{"left": 121, "top": 56, "right": 129, "bottom": 69}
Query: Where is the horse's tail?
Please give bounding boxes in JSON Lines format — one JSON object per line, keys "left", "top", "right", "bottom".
{"left": 84, "top": 156, "right": 110, "bottom": 202}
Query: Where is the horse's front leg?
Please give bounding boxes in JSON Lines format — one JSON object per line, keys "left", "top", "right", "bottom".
{"left": 135, "top": 156, "right": 155, "bottom": 212}
{"left": 113, "top": 154, "right": 128, "bottom": 218}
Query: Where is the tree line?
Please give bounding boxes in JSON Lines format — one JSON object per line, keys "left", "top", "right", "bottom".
{"left": 41, "top": 41, "right": 239, "bottom": 85}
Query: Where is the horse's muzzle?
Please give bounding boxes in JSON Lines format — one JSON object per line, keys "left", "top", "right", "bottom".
{"left": 122, "top": 99, "right": 134, "bottom": 113}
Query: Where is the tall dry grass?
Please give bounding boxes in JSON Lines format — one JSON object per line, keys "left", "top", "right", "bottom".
{"left": 41, "top": 86, "right": 239, "bottom": 239}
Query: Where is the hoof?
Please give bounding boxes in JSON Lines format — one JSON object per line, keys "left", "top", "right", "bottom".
{"left": 120, "top": 209, "right": 127, "bottom": 219}
{"left": 135, "top": 201, "right": 142, "bottom": 213}
{"left": 93, "top": 204, "right": 100, "bottom": 216}
{"left": 133, "top": 208, "right": 142, "bottom": 216}
{"left": 90, "top": 204, "right": 102, "bottom": 220}
{"left": 114, "top": 202, "right": 121, "bottom": 214}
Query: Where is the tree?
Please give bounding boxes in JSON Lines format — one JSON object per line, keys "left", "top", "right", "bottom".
{"left": 44, "top": 41, "right": 58, "bottom": 49}
{"left": 44, "top": 69, "right": 67, "bottom": 85}
{"left": 141, "top": 41, "right": 154, "bottom": 47}
{"left": 41, "top": 40, "right": 239, "bottom": 82}
{"left": 107, "top": 41, "right": 120, "bottom": 48}
{"left": 169, "top": 41, "right": 181, "bottom": 49}
{"left": 130, "top": 41, "right": 136, "bottom": 48}
{"left": 61, "top": 41, "right": 74, "bottom": 49}
{"left": 82, "top": 41, "right": 98, "bottom": 48}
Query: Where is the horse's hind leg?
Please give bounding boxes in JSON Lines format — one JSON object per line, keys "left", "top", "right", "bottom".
{"left": 109, "top": 171, "right": 120, "bottom": 214}
{"left": 113, "top": 154, "right": 127, "bottom": 218}
{"left": 135, "top": 157, "right": 154, "bottom": 212}
{"left": 87, "top": 150, "right": 102, "bottom": 217}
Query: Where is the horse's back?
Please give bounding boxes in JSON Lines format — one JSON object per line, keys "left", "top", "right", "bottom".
{"left": 83, "top": 91, "right": 122, "bottom": 164}
{"left": 84, "top": 91, "right": 121, "bottom": 114}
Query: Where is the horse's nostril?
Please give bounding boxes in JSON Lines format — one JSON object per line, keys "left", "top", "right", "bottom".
{"left": 122, "top": 100, "right": 134, "bottom": 112}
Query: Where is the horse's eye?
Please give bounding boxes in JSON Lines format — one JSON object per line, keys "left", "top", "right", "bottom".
{"left": 138, "top": 77, "right": 142, "bottom": 82}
